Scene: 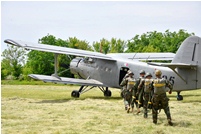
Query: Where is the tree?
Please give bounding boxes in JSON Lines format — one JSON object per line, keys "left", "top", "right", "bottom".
{"left": 25, "top": 35, "right": 92, "bottom": 78}
{"left": 26, "top": 35, "right": 56, "bottom": 75}
{"left": 1, "top": 45, "right": 26, "bottom": 79}
{"left": 93, "top": 38, "right": 126, "bottom": 54}
{"left": 163, "top": 29, "right": 194, "bottom": 53}
{"left": 67, "top": 37, "right": 92, "bottom": 50}
{"left": 92, "top": 38, "right": 111, "bottom": 54}
{"left": 126, "top": 29, "right": 194, "bottom": 53}
{"left": 110, "top": 38, "right": 126, "bottom": 53}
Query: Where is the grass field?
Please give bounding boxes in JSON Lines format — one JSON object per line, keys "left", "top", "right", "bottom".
{"left": 1, "top": 85, "right": 201, "bottom": 134}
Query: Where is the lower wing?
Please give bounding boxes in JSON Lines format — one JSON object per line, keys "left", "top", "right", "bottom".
{"left": 29, "top": 74, "right": 105, "bottom": 87}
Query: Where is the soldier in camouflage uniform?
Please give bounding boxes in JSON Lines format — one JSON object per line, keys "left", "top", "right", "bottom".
{"left": 151, "top": 70, "right": 173, "bottom": 126}
{"left": 134, "top": 70, "right": 146, "bottom": 114}
{"left": 121, "top": 71, "right": 130, "bottom": 110}
{"left": 138, "top": 72, "right": 153, "bottom": 118}
{"left": 120, "top": 70, "right": 136, "bottom": 113}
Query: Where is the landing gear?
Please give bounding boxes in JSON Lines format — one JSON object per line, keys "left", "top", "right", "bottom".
{"left": 103, "top": 87, "right": 112, "bottom": 97}
{"left": 177, "top": 91, "right": 183, "bottom": 101}
{"left": 71, "top": 90, "right": 80, "bottom": 98}
{"left": 71, "top": 86, "right": 112, "bottom": 98}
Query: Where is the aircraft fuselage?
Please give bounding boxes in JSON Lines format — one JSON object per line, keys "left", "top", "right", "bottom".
{"left": 70, "top": 56, "right": 199, "bottom": 92}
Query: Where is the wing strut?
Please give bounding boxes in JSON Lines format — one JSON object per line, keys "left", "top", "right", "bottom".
{"left": 148, "top": 62, "right": 197, "bottom": 84}
{"left": 170, "top": 68, "right": 187, "bottom": 84}
{"left": 51, "top": 53, "right": 61, "bottom": 80}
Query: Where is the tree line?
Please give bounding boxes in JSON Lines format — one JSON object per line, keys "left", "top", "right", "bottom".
{"left": 1, "top": 29, "right": 194, "bottom": 80}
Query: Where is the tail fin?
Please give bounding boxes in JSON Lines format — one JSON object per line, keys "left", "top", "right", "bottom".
{"left": 172, "top": 36, "right": 201, "bottom": 89}
{"left": 172, "top": 36, "right": 201, "bottom": 65}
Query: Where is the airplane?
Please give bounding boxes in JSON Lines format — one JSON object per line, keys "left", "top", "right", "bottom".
{"left": 4, "top": 35, "right": 201, "bottom": 100}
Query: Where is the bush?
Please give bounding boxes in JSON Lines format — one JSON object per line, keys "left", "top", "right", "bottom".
{"left": 6, "top": 75, "right": 16, "bottom": 80}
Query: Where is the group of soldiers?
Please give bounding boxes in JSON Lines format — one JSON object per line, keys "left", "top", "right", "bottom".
{"left": 120, "top": 69, "right": 173, "bottom": 126}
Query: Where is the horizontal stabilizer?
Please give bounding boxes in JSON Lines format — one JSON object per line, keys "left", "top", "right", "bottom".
{"left": 29, "top": 74, "right": 105, "bottom": 87}
{"left": 147, "top": 62, "right": 197, "bottom": 69}
{"left": 4, "top": 39, "right": 115, "bottom": 61}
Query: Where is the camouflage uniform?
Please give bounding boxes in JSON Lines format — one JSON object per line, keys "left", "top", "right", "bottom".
{"left": 131, "top": 70, "right": 145, "bottom": 114}
{"left": 136, "top": 76, "right": 145, "bottom": 107}
{"left": 120, "top": 71, "right": 136, "bottom": 113}
{"left": 138, "top": 73, "right": 153, "bottom": 118}
{"left": 130, "top": 79, "right": 138, "bottom": 112}
{"left": 151, "top": 70, "right": 173, "bottom": 126}
{"left": 121, "top": 74, "right": 129, "bottom": 110}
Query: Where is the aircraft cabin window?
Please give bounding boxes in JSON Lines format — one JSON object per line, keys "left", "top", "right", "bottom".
{"left": 96, "top": 66, "right": 99, "bottom": 70}
{"left": 109, "top": 68, "right": 112, "bottom": 72}
{"left": 105, "top": 67, "right": 108, "bottom": 72}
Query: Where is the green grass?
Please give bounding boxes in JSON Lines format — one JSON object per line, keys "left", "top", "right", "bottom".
{"left": 1, "top": 85, "right": 201, "bottom": 134}
{"left": 1, "top": 80, "right": 77, "bottom": 86}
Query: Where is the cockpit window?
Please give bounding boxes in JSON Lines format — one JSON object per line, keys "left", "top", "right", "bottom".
{"left": 83, "top": 57, "right": 94, "bottom": 63}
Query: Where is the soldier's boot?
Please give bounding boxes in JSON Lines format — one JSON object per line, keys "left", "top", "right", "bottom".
{"left": 144, "top": 108, "right": 148, "bottom": 118}
{"left": 164, "top": 107, "right": 173, "bottom": 126}
{"left": 168, "top": 119, "right": 173, "bottom": 126}
{"left": 136, "top": 108, "right": 140, "bottom": 114}
{"left": 131, "top": 107, "right": 134, "bottom": 113}
{"left": 144, "top": 113, "right": 148, "bottom": 118}
{"left": 127, "top": 106, "right": 130, "bottom": 113}
{"left": 153, "top": 119, "right": 157, "bottom": 124}
{"left": 152, "top": 108, "right": 158, "bottom": 124}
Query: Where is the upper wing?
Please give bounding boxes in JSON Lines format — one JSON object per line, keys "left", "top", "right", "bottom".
{"left": 5, "top": 39, "right": 174, "bottom": 61}
{"left": 108, "top": 53, "right": 175, "bottom": 61}
{"left": 29, "top": 74, "right": 105, "bottom": 87}
{"left": 4, "top": 39, "right": 115, "bottom": 61}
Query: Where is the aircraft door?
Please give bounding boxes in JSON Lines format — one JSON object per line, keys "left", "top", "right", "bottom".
{"left": 119, "top": 67, "right": 129, "bottom": 85}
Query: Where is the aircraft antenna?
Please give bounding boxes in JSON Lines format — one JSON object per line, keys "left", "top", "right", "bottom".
{"left": 146, "top": 56, "right": 150, "bottom": 62}
{"left": 132, "top": 53, "right": 137, "bottom": 60}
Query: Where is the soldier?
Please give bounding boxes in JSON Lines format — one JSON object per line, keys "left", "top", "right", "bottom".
{"left": 151, "top": 70, "right": 173, "bottom": 126}
{"left": 134, "top": 70, "right": 146, "bottom": 114}
{"left": 138, "top": 72, "right": 153, "bottom": 118}
{"left": 120, "top": 70, "right": 136, "bottom": 113}
{"left": 121, "top": 70, "right": 130, "bottom": 110}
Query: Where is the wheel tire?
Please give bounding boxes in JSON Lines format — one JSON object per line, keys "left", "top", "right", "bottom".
{"left": 104, "top": 90, "right": 112, "bottom": 97}
{"left": 177, "top": 95, "right": 183, "bottom": 101}
{"left": 71, "top": 90, "right": 80, "bottom": 98}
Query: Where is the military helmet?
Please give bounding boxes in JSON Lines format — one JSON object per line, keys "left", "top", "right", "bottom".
{"left": 127, "top": 70, "right": 134, "bottom": 75}
{"left": 139, "top": 70, "right": 145, "bottom": 74}
{"left": 127, "top": 70, "right": 132, "bottom": 74}
{"left": 155, "top": 70, "right": 162, "bottom": 76}
{"left": 145, "top": 72, "right": 152, "bottom": 78}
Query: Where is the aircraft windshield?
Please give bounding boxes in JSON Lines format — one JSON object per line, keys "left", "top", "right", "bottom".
{"left": 83, "top": 57, "right": 94, "bottom": 63}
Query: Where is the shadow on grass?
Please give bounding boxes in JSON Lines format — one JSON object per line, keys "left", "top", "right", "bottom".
{"left": 173, "top": 120, "right": 192, "bottom": 127}
{"left": 35, "top": 96, "right": 122, "bottom": 103}
{"left": 35, "top": 99, "right": 72, "bottom": 103}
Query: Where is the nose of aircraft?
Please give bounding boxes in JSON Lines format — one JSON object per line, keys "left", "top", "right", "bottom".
{"left": 70, "top": 57, "right": 83, "bottom": 75}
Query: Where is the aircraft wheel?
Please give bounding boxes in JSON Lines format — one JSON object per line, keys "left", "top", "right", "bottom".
{"left": 71, "top": 90, "right": 80, "bottom": 98}
{"left": 177, "top": 95, "right": 183, "bottom": 101}
{"left": 104, "top": 90, "right": 112, "bottom": 97}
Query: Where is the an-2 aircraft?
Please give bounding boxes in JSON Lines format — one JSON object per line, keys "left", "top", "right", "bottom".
{"left": 4, "top": 36, "right": 201, "bottom": 100}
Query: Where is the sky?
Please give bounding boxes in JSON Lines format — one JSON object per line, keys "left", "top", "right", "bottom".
{"left": 1, "top": 1, "right": 201, "bottom": 53}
